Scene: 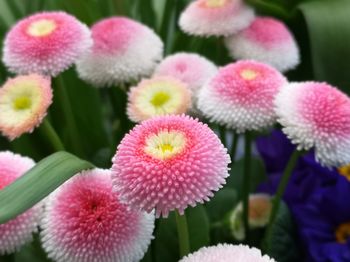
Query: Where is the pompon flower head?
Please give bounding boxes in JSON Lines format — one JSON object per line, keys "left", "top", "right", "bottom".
{"left": 76, "top": 17, "right": 164, "bottom": 87}
{"left": 112, "top": 115, "right": 230, "bottom": 217}
{"left": 154, "top": 52, "right": 217, "bottom": 94}
{"left": 0, "top": 151, "right": 40, "bottom": 255}
{"left": 40, "top": 168, "right": 155, "bottom": 262}
{"left": 0, "top": 74, "right": 53, "bottom": 140}
{"left": 179, "top": 244, "right": 276, "bottom": 262}
{"left": 225, "top": 17, "right": 300, "bottom": 72}
{"left": 229, "top": 194, "right": 272, "bottom": 240}
{"left": 3, "top": 11, "right": 92, "bottom": 76}
{"left": 179, "top": 0, "right": 255, "bottom": 37}
{"left": 275, "top": 82, "right": 350, "bottom": 167}
{"left": 127, "top": 76, "right": 191, "bottom": 123}
{"left": 198, "top": 60, "right": 287, "bottom": 132}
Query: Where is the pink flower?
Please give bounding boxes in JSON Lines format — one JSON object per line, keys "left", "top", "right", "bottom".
{"left": 275, "top": 82, "right": 350, "bottom": 167}
{"left": 225, "top": 17, "right": 300, "bottom": 72}
{"left": 3, "top": 11, "right": 92, "bottom": 76}
{"left": 0, "top": 74, "right": 53, "bottom": 140}
{"left": 76, "top": 17, "right": 164, "bottom": 87}
{"left": 179, "top": 0, "right": 254, "bottom": 37}
{"left": 154, "top": 52, "right": 217, "bottom": 94}
{"left": 198, "top": 60, "right": 287, "bottom": 132}
{"left": 40, "top": 168, "right": 155, "bottom": 262}
{"left": 127, "top": 76, "right": 191, "bottom": 123}
{"left": 0, "top": 151, "right": 40, "bottom": 255}
{"left": 112, "top": 115, "right": 230, "bottom": 217}
{"left": 179, "top": 244, "right": 275, "bottom": 262}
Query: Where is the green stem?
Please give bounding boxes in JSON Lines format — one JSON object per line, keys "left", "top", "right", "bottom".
{"left": 230, "top": 132, "right": 239, "bottom": 163}
{"left": 38, "top": 119, "right": 65, "bottom": 152}
{"left": 53, "top": 76, "right": 85, "bottom": 157}
{"left": 263, "top": 149, "right": 304, "bottom": 251}
{"left": 242, "top": 132, "right": 252, "bottom": 242}
{"left": 219, "top": 126, "right": 227, "bottom": 147}
{"left": 175, "top": 210, "right": 190, "bottom": 258}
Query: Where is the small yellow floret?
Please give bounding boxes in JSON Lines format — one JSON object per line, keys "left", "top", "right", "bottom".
{"left": 205, "top": 0, "right": 227, "bottom": 8}
{"left": 13, "top": 96, "right": 32, "bottom": 110}
{"left": 240, "top": 69, "right": 259, "bottom": 81}
{"left": 27, "top": 19, "right": 57, "bottom": 37}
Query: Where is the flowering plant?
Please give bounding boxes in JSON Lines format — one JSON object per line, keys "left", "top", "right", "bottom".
{"left": 0, "top": 0, "right": 350, "bottom": 262}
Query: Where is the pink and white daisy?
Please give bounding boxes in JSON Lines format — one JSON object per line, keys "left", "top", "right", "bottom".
{"left": 76, "top": 17, "right": 164, "bottom": 87}
{"left": 112, "top": 115, "right": 230, "bottom": 217}
{"left": 198, "top": 60, "right": 287, "bottom": 132}
{"left": 179, "top": 0, "right": 255, "bottom": 37}
{"left": 275, "top": 82, "right": 350, "bottom": 167}
{"left": 127, "top": 76, "right": 191, "bottom": 123}
{"left": 154, "top": 52, "right": 217, "bottom": 94}
{"left": 40, "top": 168, "right": 155, "bottom": 262}
{"left": 0, "top": 74, "right": 53, "bottom": 140}
{"left": 179, "top": 244, "right": 275, "bottom": 262}
{"left": 229, "top": 194, "right": 272, "bottom": 240}
{"left": 225, "top": 17, "right": 300, "bottom": 72}
{"left": 0, "top": 151, "right": 40, "bottom": 255}
{"left": 3, "top": 11, "right": 92, "bottom": 76}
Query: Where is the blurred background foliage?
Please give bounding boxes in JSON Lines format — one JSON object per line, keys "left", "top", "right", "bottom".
{"left": 0, "top": 0, "right": 349, "bottom": 261}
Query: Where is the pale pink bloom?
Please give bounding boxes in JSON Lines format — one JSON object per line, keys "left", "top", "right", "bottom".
{"left": 179, "top": 244, "right": 276, "bottom": 262}
{"left": 40, "top": 168, "right": 154, "bottom": 262}
{"left": 179, "top": 0, "right": 254, "bottom": 37}
{"left": 127, "top": 76, "right": 191, "bottom": 123}
{"left": 275, "top": 82, "right": 350, "bottom": 167}
{"left": 0, "top": 151, "right": 40, "bottom": 255}
{"left": 230, "top": 194, "right": 272, "bottom": 240}
{"left": 0, "top": 74, "right": 53, "bottom": 140}
{"left": 225, "top": 17, "right": 300, "bottom": 72}
{"left": 154, "top": 52, "right": 217, "bottom": 93}
{"left": 112, "top": 115, "right": 230, "bottom": 217}
{"left": 198, "top": 60, "right": 287, "bottom": 132}
{"left": 76, "top": 17, "right": 164, "bottom": 87}
{"left": 3, "top": 11, "right": 92, "bottom": 76}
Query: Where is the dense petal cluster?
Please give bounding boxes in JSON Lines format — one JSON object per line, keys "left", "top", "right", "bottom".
{"left": 40, "top": 168, "right": 155, "bottom": 262}
{"left": 112, "top": 115, "right": 231, "bottom": 217}
{"left": 76, "top": 17, "right": 164, "bottom": 87}
{"left": 225, "top": 17, "right": 300, "bottom": 72}
{"left": 230, "top": 194, "right": 272, "bottom": 240}
{"left": 3, "top": 11, "right": 92, "bottom": 76}
{"left": 0, "top": 74, "right": 53, "bottom": 140}
{"left": 154, "top": 52, "right": 217, "bottom": 93}
{"left": 179, "top": 244, "right": 276, "bottom": 262}
{"left": 0, "top": 151, "right": 40, "bottom": 255}
{"left": 275, "top": 82, "right": 350, "bottom": 167}
{"left": 127, "top": 76, "right": 191, "bottom": 122}
{"left": 179, "top": 0, "right": 255, "bottom": 37}
{"left": 198, "top": 60, "right": 287, "bottom": 132}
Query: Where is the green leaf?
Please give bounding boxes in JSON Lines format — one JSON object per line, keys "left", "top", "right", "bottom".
{"left": 155, "top": 205, "right": 210, "bottom": 262}
{"left": 0, "top": 151, "right": 94, "bottom": 224}
{"left": 14, "top": 234, "right": 51, "bottom": 262}
{"left": 227, "top": 157, "right": 267, "bottom": 197}
{"left": 299, "top": 0, "right": 350, "bottom": 94}
{"left": 265, "top": 201, "right": 301, "bottom": 262}
{"left": 205, "top": 188, "right": 238, "bottom": 223}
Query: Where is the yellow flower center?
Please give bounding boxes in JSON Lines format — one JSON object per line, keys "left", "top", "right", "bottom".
{"left": 204, "top": 0, "right": 227, "bottom": 8}
{"left": 150, "top": 92, "right": 170, "bottom": 108}
{"left": 240, "top": 69, "right": 259, "bottom": 81}
{"left": 335, "top": 222, "right": 350, "bottom": 244}
{"left": 338, "top": 164, "right": 350, "bottom": 181}
{"left": 27, "top": 19, "right": 57, "bottom": 37}
{"left": 13, "top": 96, "right": 32, "bottom": 111}
{"left": 144, "top": 131, "right": 186, "bottom": 160}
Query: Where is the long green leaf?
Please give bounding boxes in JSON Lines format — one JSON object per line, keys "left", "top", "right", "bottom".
{"left": 0, "top": 151, "right": 94, "bottom": 224}
{"left": 299, "top": 0, "right": 350, "bottom": 94}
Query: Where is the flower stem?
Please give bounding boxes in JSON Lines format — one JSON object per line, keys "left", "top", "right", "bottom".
{"left": 53, "top": 76, "right": 85, "bottom": 157}
{"left": 230, "top": 132, "right": 239, "bottom": 163}
{"left": 242, "top": 131, "right": 252, "bottom": 242}
{"left": 219, "top": 126, "right": 227, "bottom": 147}
{"left": 263, "top": 149, "right": 304, "bottom": 251}
{"left": 38, "top": 119, "right": 65, "bottom": 152}
{"left": 175, "top": 210, "right": 190, "bottom": 258}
